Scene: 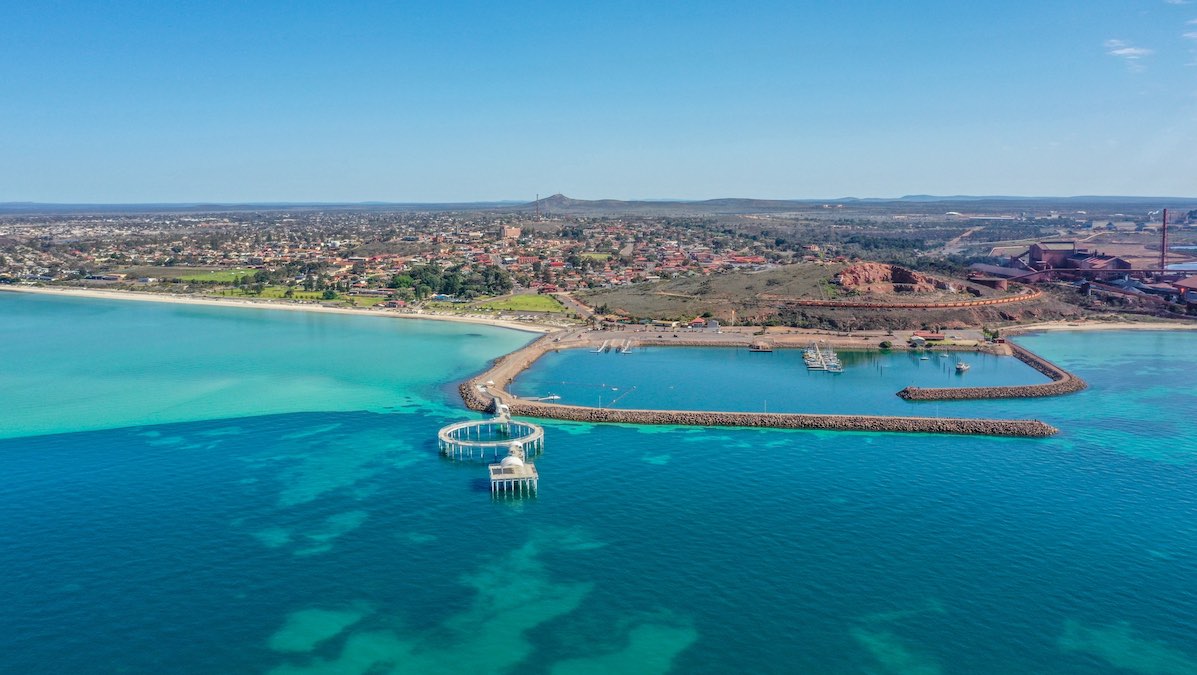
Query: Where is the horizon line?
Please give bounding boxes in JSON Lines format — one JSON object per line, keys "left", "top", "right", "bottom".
{"left": 4, "top": 193, "right": 1197, "bottom": 208}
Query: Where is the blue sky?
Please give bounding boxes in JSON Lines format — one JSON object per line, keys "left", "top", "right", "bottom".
{"left": 2, "top": 1, "right": 1195, "bottom": 202}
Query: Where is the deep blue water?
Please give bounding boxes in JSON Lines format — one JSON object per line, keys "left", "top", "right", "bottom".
{"left": 2, "top": 292, "right": 1196, "bottom": 674}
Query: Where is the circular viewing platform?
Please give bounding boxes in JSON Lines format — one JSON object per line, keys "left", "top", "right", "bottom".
{"left": 438, "top": 414, "right": 545, "bottom": 460}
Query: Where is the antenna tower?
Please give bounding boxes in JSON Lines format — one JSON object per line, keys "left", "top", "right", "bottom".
{"left": 1160, "top": 208, "right": 1169, "bottom": 275}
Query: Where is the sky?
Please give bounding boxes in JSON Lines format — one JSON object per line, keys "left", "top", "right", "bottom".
{"left": 2, "top": 1, "right": 1196, "bottom": 202}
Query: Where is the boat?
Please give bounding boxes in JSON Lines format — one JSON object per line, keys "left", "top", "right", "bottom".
{"left": 920, "top": 355, "right": 929, "bottom": 361}
{"left": 955, "top": 361, "right": 971, "bottom": 372}
{"left": 804, "top": 341, "right": 844, "bottom": 372}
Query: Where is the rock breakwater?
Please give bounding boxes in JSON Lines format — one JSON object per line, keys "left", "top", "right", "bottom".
{"left": 897, "top": 343, "right": 1086, "bottom": 401}
{"left": 459, "top": 382, "right": 1058, "bottom": 437}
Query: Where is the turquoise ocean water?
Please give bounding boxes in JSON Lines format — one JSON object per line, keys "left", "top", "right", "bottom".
{"left": 2, "top": 292, "right": 1196, "bottom": 674}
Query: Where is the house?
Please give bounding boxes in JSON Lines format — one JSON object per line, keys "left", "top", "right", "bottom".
{"left": 1173, "top": 276, "right": 1197, "bottom": 303}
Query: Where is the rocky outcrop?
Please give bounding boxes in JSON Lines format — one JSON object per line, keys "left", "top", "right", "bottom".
{"left": 835, "top": 263, "right": 952, "bottom": 294}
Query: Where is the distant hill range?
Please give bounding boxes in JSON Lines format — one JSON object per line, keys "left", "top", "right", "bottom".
{"left": 3, "top": 194, "right": 1196, "bottom": 216}
{"left": 517, "top": 194, "right": 1197, "bottom": 216}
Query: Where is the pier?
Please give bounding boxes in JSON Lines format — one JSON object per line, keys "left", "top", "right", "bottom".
{"left": 489, "top": 441, "right": 538, "bottom": 494}
{"left": 804, "top": 342, "right": 843, "bottom": 373}
{"left": 438, "top": 405, "right": 545, "bottom": 459}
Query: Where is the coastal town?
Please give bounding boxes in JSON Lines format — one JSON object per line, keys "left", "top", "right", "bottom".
{"left": 10, "top": 2, "right": 1197, "bottom": 672}
{"left": 0, "top": 207, "right": 784, "bottom": 296}
{"left": 2, "top": 198, "right": 1197, "bottom": 329}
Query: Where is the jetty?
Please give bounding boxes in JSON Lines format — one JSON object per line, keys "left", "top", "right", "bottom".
{"left": 489, "top": 441, "right": 538, "bottom": 494}
{"left": 804, "top": 342, "right": 843, "bottom": 373}
{"left": 438, "top": 404, "right": 545, "bottom": 459}
{"left": 439, "top": 405, "right": 544, "bottom": 496}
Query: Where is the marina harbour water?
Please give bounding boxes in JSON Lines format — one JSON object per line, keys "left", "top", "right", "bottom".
{"left": 1, "top": 291, "right": 1196, "bottom": 674}
{"left": 511, "top": 344, "right": 1052, "bottom": 416}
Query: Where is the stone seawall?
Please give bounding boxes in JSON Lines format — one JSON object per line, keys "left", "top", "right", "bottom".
{"left": 897, "top": 343, "right": 1086, "bottom": 401}
{"left": 459, "top": 382, "right": 1058, "bottom": 437}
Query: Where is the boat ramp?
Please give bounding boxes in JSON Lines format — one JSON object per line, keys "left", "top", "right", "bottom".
{"left": 592, "top": 339, "right": 635, "bottom": 353}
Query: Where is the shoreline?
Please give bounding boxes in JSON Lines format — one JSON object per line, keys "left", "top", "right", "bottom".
{"left": 0, "top": 285, "right": 558, "bottom": 334}
{"left": 1002, "top": 319, "right": 1197, "bottom": 335}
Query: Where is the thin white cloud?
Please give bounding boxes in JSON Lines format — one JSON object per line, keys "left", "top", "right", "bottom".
{"left": 1185, "top": 31, "right": 1197, "bottom": 39}
{"left": 1104, "top": 39, "right": 1154, "bottom": 59}
{"left": 1165, "top": 0, "right": 1191, "bottom": 6}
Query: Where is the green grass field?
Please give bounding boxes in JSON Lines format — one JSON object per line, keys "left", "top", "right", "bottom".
{"left": 215, "top": 286, "right": 325, "bottom": 300}
{"left": 478, "top": 294, "right": 566, "bottom": 313}
{"left": 118, "top": 266, "right": 258, "bottom": 282}
{"left": 580, "top": 252, "right": 612, "bottom": 261}
{"left": 346, "top": 296, "right": 389, "bottom": 307}
{"left": 174, "top": 269, "right": 258, "bottom": 282}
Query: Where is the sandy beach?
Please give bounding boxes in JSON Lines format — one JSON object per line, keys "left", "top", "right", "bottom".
{"left": 5, "top": 285, "right": 1194, "bottom": 338}
{"left": 0, "top": 285, "right": 558, "bottom": 334}
{"left": 1003, "top": 319, "right": 1197, "bottom": 335}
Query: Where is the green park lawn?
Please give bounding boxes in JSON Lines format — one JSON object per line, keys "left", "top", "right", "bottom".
{"left": 174, "top": 269, "right": 259, "bottom": 282}
{"left": 118, "top": 266, "right": 259, "bottom": 282}
{"left": 346, "top": 296, "right": 390, "bottom": 307}
{"left": 478, "top": 294, "right": 566, "bottom": 313}
{"left": 215, "top": 286, "right": 326, "bottom": 300}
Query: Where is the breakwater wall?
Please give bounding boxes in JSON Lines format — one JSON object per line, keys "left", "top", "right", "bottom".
{"left": 458, "top": 381, "right": 1057, "bottom": 437}
{"left": 897, "top": 343, "right": 1086, "bottom": 401}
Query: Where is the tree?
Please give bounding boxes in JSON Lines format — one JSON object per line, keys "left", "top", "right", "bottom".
{"left": 322, "top": 289, "right": 338, "bottom": 300}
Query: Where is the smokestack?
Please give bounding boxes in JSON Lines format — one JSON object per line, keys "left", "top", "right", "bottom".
{"left": 1160, "top": 208, "right": 1168, "bottom": 274}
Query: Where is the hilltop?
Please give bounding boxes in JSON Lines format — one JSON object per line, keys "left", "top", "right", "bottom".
{"left": 578, "top": 262, "right": 1087, "bottom": 331}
